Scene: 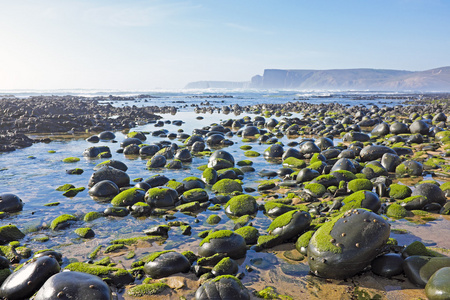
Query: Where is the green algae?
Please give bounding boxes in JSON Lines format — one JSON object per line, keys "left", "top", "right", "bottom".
{"left": 105, "top": 243, "right": 124, "bottom": 253}
{"left": 111, "top": 188, "right": 144, "bottom": 206}
{"left": 127, "top": 283, "right": 169, "bottom": 297}
{"left": 282, "top": 157, "right": 306, "bottom": 169}
{"left": 386, "top": 203, "right": 408, "bottom": 219}
{"left": 202, "top": 167, "right": 218, "bottom": 185}
{"left": 225, "top": 194, "right": 257, "bottom": 216}
{"left": 176, "top": 201, "right": 200, "bottom": 212}
{"left": 206, "top": 214, "right": 221, "bottom": 225}
{"left": 74, "top": 227, "right": 94, "bottom": 238}
{"left": 237, "top": 160, "right": 253, "bottom": 166}
{"left": 62, "top": 187, "right": 85, "bottom": 197}
{"left": 55, "top": 183, "right": 75, "bottom": 191}
{"left": 88, "top": 245, "right": 102, "bottom": 259}
{"left": 212, "top": 179, "right": 243, "bottom": 194}
{"left": 239, "top": 145, "right": 253, "bottom": 150}
{"left": 62, "top": 157, "right": 80, "bottom": 163}
{"left": 44, "top": 202, "right": 60, "bottom": 207}
{"left": 295, "top": 230, "right": 315, "bottom": 252}
{"left": 244, "top": 150, "right": 261, "bottom": 157}
{"left": 309, "top": 212, "right": 345, "bottom": 254}
{"left": 389, "top": 184, "right": 412, "bottom": 199}
{"left": 347, "top": 179, "right": 373, "bottom": 193}
{"left": 110, "top": 236, "right": 164, "bottom": 246}
{"left": 331, "top": 170, "right": 357, "bottom": 181}
{"left": 200, "top": 230, "right": 234, "bottom": 246}
{"left": 304, "top": 183, "right": 326, "bottom": 197}
{"left": 142, "top": 250, "right": 174, "bottom": 263}
{"left": 50, "top": 214, "right": 76, "bottom": 230}
{"left": 65, "top": 262, "right": 131, "bottom": 282}
{"left": 340, "top": 191, "right": 369, "bottom": 212}
{"left": 268, "top": 210, "right": 297, "bottom": 232}
{"left": 234, "top": 226, "right": 259, "bottom": 244}
{"left": 84, "top": 211, "right": 103, "bottom": 222}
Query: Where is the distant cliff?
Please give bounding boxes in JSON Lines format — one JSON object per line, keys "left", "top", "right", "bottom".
{"left": 185, "top": 67, "right": 450, "bottom": 91}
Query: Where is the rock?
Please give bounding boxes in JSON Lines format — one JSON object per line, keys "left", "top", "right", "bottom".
{"left": 359, "top": 145, "right": 397, "bottom": 162}
{"left": 399, "top": 195, "right": 429, "bottom": 210}
{"left": 174, "top": 148, "right": 192, "bottom": 162}
{"left": 412, "top": 183, "right": 446, "bottom": 206}
{"left": 300, "top": 141, "right": 320, "bottom": 154}
{"left": 88, "top": 166, "right": 130, "bottom": 188}
{"left": 0, "top": 225, "right": 25, "bottom": 243}
{"left": 34, "top": 271, "right": 112, "bottom": 300}
{"left": 425, "top": 267, "right": 450, "bottom": 300}
{"left": 198, "top": 230, "right": 247, "bottom": 259}
{"left": 145, "top": 187, "right": 178, "bottom": 208}
{"left": 0, "top": 256, "right": 60, "bottom": 299}
{"left": 343, "top": 132, "right": 370, "bottom": 142}
{"left": 264, "top": 144, "right": 284, "bottom": 159}
{"left": 195, "top": 275, "right": 250, "bottom": 300}
{"left": 111, "top": 188, "right": 146, "bottom": 207}
{"left": 145, "top": 174, "right": 170, "bottom": 187}
{"left": 93, "top": 160, "right": 128, "bottom": 172}
{"left": 143, "top": 251, "right": 191, "bottom": 279}
{"left": 403, "top": 256, "right": 450, "bottom": 287}
{"left": 104, "top": 207, "right": 129, "bottom": 217}
{"left": 390, "top": 121, "right": 409, "bottom": 134}
{"left": 120, "top": 137, "right": 142, "bottom": 148}
{"left": 340, "top": 190, "right": 381, "bottom": 212}
{"left": 395, "top": 160, "right": 423, "bottom": 176}
{"left": 139, "top": 145, "right": 160, "bottom": 157}
{"left": 212, "top": 179, "right": 243, "bottom": 194}
{"left": 268, "top": 210, "right": 311, "bottom": 241}
{"left": 330, "top": 158, "right": 357, "bottom": 173}
{"left": 371, "top": 253, "right": 404, "bottom": 277}
{"left": 83, "top": 146, "right": 111, "bottom": 158}
{"left": 123, "top": 144, "right": 140, "bottom": 155}
{"left": 147, "top": 154, "right": 167, "bottom": 168}
{"left": 296, "top": 168, "right": 320, "bottom": 183}
{"left": 180, "top": 188, "right": 209, "bottom": 203}
{"left": 308, "top": 209, "right": 390, "bottom": 279}
{"left": 371, "top": 122, "right": 390, "bottom": 137}
{"left": 212, "top": 257, "right": 239, "bottom": 276}
{"left": 381, "top": 153, "right": 402, "bottom": 172}
{"left": 225, "top": 195, "right": 258, "bottom": 217}
{"left": 99, "top": 131, "right": 116, "bottom": 140}
{"left": 89, "top": 180, "right": 120, "bottom": 199}
{"left": 0, "top": 194, "right": 24, "bottom": 213}
{"left": 234, "top": 226, "right": 259, "bottom": 245}
{"left": 202, "top": 168, "right": 218, "bottom": 185}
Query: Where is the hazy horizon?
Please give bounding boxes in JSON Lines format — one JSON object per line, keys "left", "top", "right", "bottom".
{"left": 1, "top": 0, "right": 449, "bottom": 90}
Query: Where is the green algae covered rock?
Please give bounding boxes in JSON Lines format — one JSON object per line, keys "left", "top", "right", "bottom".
{"left": 62, "top": 187, "right": 85, "bottom": 197}
{"left": 225, "top": 194, "right": 258, "bottom": 217}
{"left": 398, "top": 195, "right": 428, "bottom": 210}
{"left": 55, "top": 184, "right": 75, "bottom": 191}
{"left": 206, "top": 214, "right": 221, "bottom": 225}
{"left": 111, "top": 188, "right": 146, "bottom": 207}
{"left": 0, "top": 225, "right": 25, "bottom": 244}
{"left": 304, "top": 183, "right": 326, "bottom": 198}
{"left": 180, "top": 188, "right": 209, "bottom": 203}
{"left": 234, "top": 226, "right": 259, "bottom": 245}
{"left": 295, "top": 230, "right": 315, "bottom": 254}
{"left": 212, "top": 257, "right": 239, "bottom": 276}
{"left": 202, "top": 167, "right": 218, "bottom": 185}
{"left": 143, "top": 251, "right": 190, "bottom": 279}
{"left": 84, "top": 211, "right": 103, "bottom": 222}
{"left": 199, "top": 230, "right": 246, "bottom": 259}
{"left": 195, "top": 275, "right": 250, "bottom": 300}
{"left": 212, "top": 179, "right": 243, "bottom": 194}
{"left": 347, "top": 179, "right": 373, "bottom": 193}
{"left": 50, "top": 214, "right": 77, "bottom": 230}
{"left": 308, "top": 208, "right": 390, "bottom": 279}
{"left": 425, "top": 267, "right": 450, "bottom": 300}
{"left": 340, "top": 190, "right": 381, "bottom": 212}
{"left": 386, "top": 203, "right": 408, "bottom": 219}
{"left": 74, "top": 227, "right": 95, "bottom": 238}
{"left": 264, "top": 201, "right": 297, "bottom": 218}
{"left": 282, "top": 157, "right": 306, "bottom": 169}
{"left": 389, "top": 184, "right": 412, "bottom": 199}
{"left": 268, "top": 210, "right": 311, "bottom": 241}
{"left": 62, "top": 157, "right": 80, "bottom": 163}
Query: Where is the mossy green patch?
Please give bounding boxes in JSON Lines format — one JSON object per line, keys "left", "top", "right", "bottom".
{"left": 282, "top": 157, "right": 306, "bottom": 169}
{"left": 237, "top": 160, "right": 253, "bottom": 166}
{"left": 111, "top": 188, "right": 144, "bottom": 206}
{"left": 50, "top": 214, "right": 77, "bottom": 230}
{"left": 347, "top": 179, "right": 373, "bottom": 193}
{"left": 176, "top": 201, "right": 200, "bottom": 212}
{"left": 389, "top": 184, "right": 412, "bottom": 199}
{"left": 212, "top": 179, "right": 243, "bottom": 194}
{"left": 239, "top": 145, "right": 252, "bottom": 150}
{"left": 104, "top": 243, "right": 124, "bottom": 253}
{"left": 225, "top": 194, "right": 257, "bottom": 216}
{"left": 309, "top": 161, "right": 326, "bottom": 171}
{"left": 340, "top": 191, "right": 368, "bottom": 212}
{"left": 235, "top": 226, "right": 259, "bottom": 244}
{"left": 110, "top": 236, "right": 164, "bottom": 246}
{"left": 244, "top": 150, "right": 261, "bottom": 157}
{"left": 62, "top": 157, "right": 80, "bottom": 163}
{"left": 295, "top": 230, "right": 315, "bottom": 252}
{"left": 88, "top": 245, "right": 102, "bottom": 259}
{"left": 84, "top": 211, "right": 103, "bottom": 222}
{"left": 127, "top": 283, "right": 169, "bottom": 297}
{"left": 331, "top": 170, "right": 357, "bottom": 181}
{"left": 44, "top": 202, "right": 60, "bottom": 207}
{"left": 386, "top": 203, "right": 408, "bottom": 219}
{"left": 64, "top": 262, "right": 131, "bottom": 282}
{"left": 268, "top": 210, "right": 297, "bottom": 232}
{"left": 304, "top": 183, "right": 326, "bottom": 197}
{"left": 74, "top": 227, "right": 94, "bottom": 238}
{"left": 142, "top": 250, "right": 174, "bottom": 263}
{"left": 200, "top": 230, "right": 234, "bottom": 246}
{"left": 202, "top": 167, "right": 218, "bottom": 185}
{"left": 165, "top": 180, "right": 184, "bottom": 191}
{"left": 206, "top": 214, "right": 221, "bottom": 225}
{"left": 55, "top": 183, "right": 75, "bottom": 191}
{"left": 309, "top": 212, "right": 345, "bottom": 254}
{"left": 62, "top": 187, "right": 85, "bottom": 197}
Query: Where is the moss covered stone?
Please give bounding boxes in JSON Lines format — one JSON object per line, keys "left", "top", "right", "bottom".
{"left": 111, "top": 188, "right": 145, "bottom": 207}
{"left": 386, "top": 203, "right": 408, "bottom": 219}
{"left": 199, "top": 230, "right": 234, "bottom": 247}
{"left": 340, "top": 190, "right": 380, "bottom": 212}
{"left": 237, "top": 160, "right": 253, "bottom": 166}
{"left": 62, "top": 157, "right": 80, "bottom": 163}
{"left": 295, "top": 230, "right": 315, "bottom": 253}
{"left": 240, "top": 145, "right": 252, "bottom": 150}
{"left": 268, "top": 210, "right": 297, "bottom": 232}
{"left": 244, "top": 150, "right": 261, "bottom": 157}
{"left": 105, "top": 243, "right": 124, "bottom": 253}
{"left": 202, "top": 167, "right": 218, "bottom": 185}
{"left": 389, "top": 184, "right": 412, "bottom": 199}
{"left": 235, "top": 226, "right": 259, "bottom": 245}
{"left": 212, "top": 179, "right": 243, "bottom": 194}
{"left": 309, "top": 161, "right": 326, "bottom": 172}
{"left": 309, "top": 212, "right": 345, "bottom": 254}
{"left": 84, "top": 211, "right": 103, "bottom": 222}
{"left": 176, "top": 201, "right": 200, "bottom": 212}
{"left": 50, "top": 214, "right": 77, "bottom": 230}
{"left": 347, "top": 179, "right": 373, "bottom": 193}
{"left": 304, "top": 183, "right": 326, "bottom": 197}
{"left": 282, "top": 157, "right": 306, "bottom": 169}
{"left": 206, "top": 214, "right": 221, "bottom": 225}
{"left": 225, "top": 194, "right": 258, "bottom": 217}
{"left": 62, "top": 187, "right": 85, "bottom": 197}
{"left": 64, "top": 262, "right": 132, "bottom": 285}
{"left": 55, "top": 184, "right": 75, "bottom": 191}
{"left": 257, "top": 234, "right": 281, "bottom": 249}
{"left": 0, "top": 225, "right": 25, "bottom": 243}
{"left": 74, "top": 227, "right": 95, "bottom": 238}
{"left": 127, "top": 283, "right": 169, "bottom": 297}
{"left": 142, "top": 250, "right": 175, "bottom": 263}
{"left": 331, "top": 170, "right": 357, "bottom": 182}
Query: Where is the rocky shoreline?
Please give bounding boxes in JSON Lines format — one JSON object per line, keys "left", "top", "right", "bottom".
{"left": 0, "top": 96, "right": 168, "bottom": 152}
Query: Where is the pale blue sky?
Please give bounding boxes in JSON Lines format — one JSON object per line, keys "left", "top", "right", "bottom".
{"left": 0, "top": 0, "right": 449, "bottom": 89}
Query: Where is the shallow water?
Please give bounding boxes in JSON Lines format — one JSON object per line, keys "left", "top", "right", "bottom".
{"left": 0, "top": 95, "right": 449, "bottom": 299}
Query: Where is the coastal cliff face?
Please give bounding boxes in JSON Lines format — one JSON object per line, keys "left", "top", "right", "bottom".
{"left": 185, "top": 66, "right": 450, "bottom": 91}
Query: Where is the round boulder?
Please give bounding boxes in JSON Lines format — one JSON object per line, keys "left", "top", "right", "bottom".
{"left": 143, "top": 251, "right": 190, "bottom": 279}
{"left": 198, "top": 230, "right": 246, "bottom": 259}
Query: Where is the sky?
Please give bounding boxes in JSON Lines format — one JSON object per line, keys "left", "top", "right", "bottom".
{"left": 0, "top": 0, "right": 449, "bottom": 90}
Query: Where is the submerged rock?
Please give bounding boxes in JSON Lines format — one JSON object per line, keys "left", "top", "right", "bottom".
{"left": 143, "top": 251, "right": 190, "bottom": 279}
{"left": 195, "top": 275, "right": 250, "bottom": 300}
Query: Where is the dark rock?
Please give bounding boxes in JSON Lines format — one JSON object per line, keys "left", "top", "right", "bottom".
{"left": 147, "top": 154, "right": 166, "bottom": 168}
{"left": 412, "top": 183, "right": 446, "bottom": 205}
{"left": 403, "top": 256, "right": 450, "bottom": 287}
{"left": 0, "top": 256, "right": 60, "bottom": 299}
{"left": 89, "top": 180, "right": 120, "bottom": 198}
{"left": 268, "top": 210, "right": 311, "bottom": 241}
{"left": 300, "top": 141, "right": 320, "bottom": 154}
{"left": 371, "top": 253, "right": 404, "bottom": 277}
{"left": 308, "top": 209, "right": 390, "bottom": 279}
{"left": 93, "top": 160, "right": 128, "bottom": 172}
{"left": 198, "top": 230, "right": 247, "bottom": 259}
{"left": 330, "top": 158, "right": 357, "bottom": 173}
{"left": 360, "top": 145, "right": 397, "bottom": 162}
{"left": 123, "top": 144, "right": 140, "bottom": 155}
{"left": 139, "top": 145, "right": 160, "bottom": 157}
{"left": 0, "top": 194, "right": 24, "bottom": 213}
{"left": 264, "top": 144, "right": 284, "bottom": 159}
{"left": 34, "top": 271, "right": 112, "bottom": 300}
{"left": 98, "top": 131, "right": 116, "bottom": 140}
{"left": 195, "top": 275, "right": 250, "bottom": 300}
{"left": 88, "top": 166, "right": 130, "bottom": 188}
{"left": 83, "top": 146, "right": 111, "bottom": 158}
{"left": 381, "top": 153, "right": 402, "bottom": 172}
{"left": 425, "top": 267, "right": 450, "bottom": 300}
{"left": 120, "top": 137, "right": 142, "bottom": 148}
{"left": 390, "top": 121, "right": 409, "bottom": 134}
{"left": 143, "top": 251, "right": 190, "bottom": 279}
{"left": 371, "top": 122, "right": 390, "bottom": 137}
{"left": 296, "top": 168, "right": 320, "bottom": 183}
